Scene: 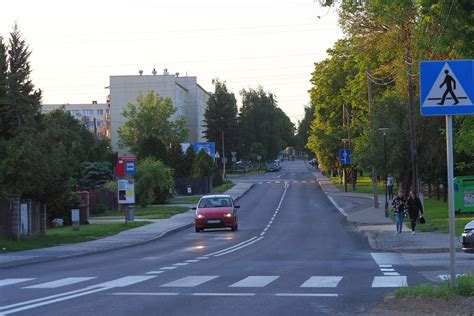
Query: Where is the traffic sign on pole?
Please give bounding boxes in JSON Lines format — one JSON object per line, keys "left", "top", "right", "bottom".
{"left": 339, "top": 149, "right": 351, "bottom": 165}
{"left": 420, "top": 60, "right": 474, "bottom": 116}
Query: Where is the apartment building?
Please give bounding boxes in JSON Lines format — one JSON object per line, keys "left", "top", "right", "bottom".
{"left": 109, "top": 69, "right": 210, "bottom": 155}
{"left": 41, "top": 101, "right": 111, "bottom": 139}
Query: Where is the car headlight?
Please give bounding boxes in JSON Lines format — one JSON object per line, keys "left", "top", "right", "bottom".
{"left": 224, "top": 213, "right": 233, "bottom": 218}
{"left": 196, "top": 214, "right": 205, "bottom": 219}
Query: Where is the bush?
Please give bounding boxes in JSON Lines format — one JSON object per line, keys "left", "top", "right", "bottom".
{"left": 94, "top": 203, "right": 107, "bottom": 214}
{"left": 136, "top": 158, "right": 174, "bottom": 206}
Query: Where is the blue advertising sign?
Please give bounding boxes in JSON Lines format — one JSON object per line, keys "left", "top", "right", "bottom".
{"left": 420, "top": 60, "right": 474, "bottom": 116}
{"left": 339, "top": 149, "right": 351, "bottom": 165}
{"left": 125, "top": 161, "right": 136, "bottom": 175}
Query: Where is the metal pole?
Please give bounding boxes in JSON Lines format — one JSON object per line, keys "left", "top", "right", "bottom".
{"left": 368, "top": 68, "right": 379, "bottom": 208}
{"left": 222, "top": 129, "right": 226, "bottom": 181}
{"left": 384, "top": 133, "right": 388, "bottom": 217}
{"left": 446, "top": 115, "right": 456, "bottom": 288}
{"left": 407, "top": 53, "right": 419, "bottom": 195}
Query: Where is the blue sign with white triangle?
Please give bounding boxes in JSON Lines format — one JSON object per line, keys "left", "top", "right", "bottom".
{"left": 420, "top": 60, "right": 474, "bottom": 116}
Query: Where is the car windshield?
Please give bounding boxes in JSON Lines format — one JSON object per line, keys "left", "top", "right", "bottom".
{"left": 198, "top": 197, "right": 232, "bottom": 208}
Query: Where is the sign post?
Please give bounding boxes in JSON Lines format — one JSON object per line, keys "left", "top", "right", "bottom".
{"left": 420, "top": 59, "right": 474, "bottom": 288}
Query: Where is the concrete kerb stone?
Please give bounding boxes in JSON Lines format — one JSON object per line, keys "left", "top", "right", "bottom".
{"left": 311, "top": 171, "right": 460, "bottom": 254}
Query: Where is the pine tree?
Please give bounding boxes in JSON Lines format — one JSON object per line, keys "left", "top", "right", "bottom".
{"left": 5, "top": 23, "right": 42, "bottom": 137}
{"left": 184, "top": 145, "right": 196, "bottom": 176}
{"left": 0, "top": 35, "right": 9, "bottom": 139}
{"left": 168, "top": 141, "right": 186, "bottom": 177}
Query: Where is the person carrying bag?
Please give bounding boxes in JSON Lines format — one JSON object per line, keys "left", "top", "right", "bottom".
{"left": 406, "top": 191, "right": 424, "bottom": 235}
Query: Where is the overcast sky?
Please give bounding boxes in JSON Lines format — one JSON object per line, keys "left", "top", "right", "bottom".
{"left": 1, "top": 0, "right": 342, "bottom": 124}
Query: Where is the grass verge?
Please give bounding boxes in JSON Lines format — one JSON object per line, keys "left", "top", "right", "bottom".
{"left": 330, "top": 176, "right": 395, "bottom": 195}
{"left": 97, "top": 205, "right": 189, "bottom": 219}
{"left": 395, "top": 273, "right": 474, "bottom": 299}
{"left": 0, "top": 221, "right": 151, "bottom": 253}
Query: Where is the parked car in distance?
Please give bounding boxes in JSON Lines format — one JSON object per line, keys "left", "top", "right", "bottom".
{"left": 266, "top": 162, "right": 279, "bottom": 172}
{"left": 193, "top": 195, "right": 239, "bottom": 232}
{"left": 461, "top": 220, "right": 474, "bottom": 253}
{"left": 274, "top": 160, "right": 282, "bottom": 170}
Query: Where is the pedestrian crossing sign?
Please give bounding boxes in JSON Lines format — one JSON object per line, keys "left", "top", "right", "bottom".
{"left": 420, "top": 60, "right": 474, "bottom": 116}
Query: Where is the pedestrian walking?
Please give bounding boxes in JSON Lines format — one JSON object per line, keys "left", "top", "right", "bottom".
{"left": 387, "top": 174, "right": 394, "bottom": 200}
{"left": 392, "top": 191, "right": 406, "bottom": 235}
{"left": 406, "top": 191, "right": 424, "bottom": 235}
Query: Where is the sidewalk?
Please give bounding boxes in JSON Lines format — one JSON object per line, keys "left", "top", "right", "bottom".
{"left": 0, "top": 182, "right": 254, "bottom": 269}
{"left": 313, "top": 170, "right": 462, "bottom": 253}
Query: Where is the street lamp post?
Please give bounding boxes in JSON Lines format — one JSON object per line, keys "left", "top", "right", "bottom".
{"left": 379, "top": 128, "right": 389, "bottom": 217}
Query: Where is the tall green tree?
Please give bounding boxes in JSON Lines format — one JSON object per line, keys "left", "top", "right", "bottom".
{"left": 1, "top": 24, "right": 42, "bottom": 139}
{"left": 183, "top": 145, "right": 196, "bottom": 176}
{"left": 192, "top": 149, "right": 214, "bottom": 177}
{"left": 118, "top": 91, "right": 188, "bottom": 160}
{"left": 136, "top": 158, "right": 174, "bottom": 206}
{"left": 203, "top": 79, "right": 239, "bottom": 158}
{"left": 239, "top": 87, "right": 285, "bottom": 160}
{"left": 296, "top": 105, "right": 314, "bottom": 156}
{"left": 168, "top": 141, "right": 187, "bottom": 177}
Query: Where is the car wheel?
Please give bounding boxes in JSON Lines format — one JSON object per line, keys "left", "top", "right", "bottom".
{"left": 231, "top": 224, "right": 238, "bottom": 231}
{"left": 195, "top": 227, "right": 201, "bottom": 233}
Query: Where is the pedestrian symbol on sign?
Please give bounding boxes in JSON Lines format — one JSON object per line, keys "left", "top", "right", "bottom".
{"left": 438, "top": 70, "right": 459, "bottom": 105}
{"left": 423, "top": 63, "right": 471, "bottom": 107}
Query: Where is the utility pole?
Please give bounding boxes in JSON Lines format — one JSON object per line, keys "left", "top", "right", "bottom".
{"left": 368, "top": 68, "right": 379, "bottom": 208}
{"left": 407, "top": 53, "right": 419, "bottom": 195}
{"left": 222, "top": 129, "right": 226, "bottom": 182}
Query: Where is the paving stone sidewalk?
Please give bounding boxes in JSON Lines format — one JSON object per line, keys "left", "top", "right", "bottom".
{"left": 312, "top": 170, "right": 462, "bottom": 253}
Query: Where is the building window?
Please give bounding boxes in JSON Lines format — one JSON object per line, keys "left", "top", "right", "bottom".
{"left": 83, "top": 109, "right": 94, "bottom": 116}
{"left": 106, "top": 109, "right": 110, "bottom": 114}
{"left": 70, "top": 110, "right": 81, "bottom": 117}
{"left": 97, "top": 109, "right": 104, "bottom": 115}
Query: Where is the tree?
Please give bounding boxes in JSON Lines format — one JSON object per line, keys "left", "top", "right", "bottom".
{"left": 168, "top": 141, "right": 187, "bottom": 177}
{"left": 118, "top": 91, "right": 188, "bottom": 160}
{"left": 203, "top": 79, "right": 239, "bottom": 159}
{"left": 80, "top": 162, "right": 113, "bottom": 189}
{"left": 183, "top": 145, "right": 196, "bottom": 176}
{"left": 192, "top": 149, "right": 214, "bottom": 177}
{"left": 135, "top": 158, "right": 174, "bottom": 206}
{"left": 1, "top": 24, "right": 42, "bottom": 139}
{"left": 239, "top": 87, "right": 290, "bottom": 160}
{"left": 296, "top": 105, "right": 314, "bottom": 156}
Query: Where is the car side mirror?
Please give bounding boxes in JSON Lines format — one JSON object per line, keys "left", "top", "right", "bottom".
{"left": 191, "top": 207, "right": 196, "bottom": 210}
{"left": 235, "top": 205, "right": 240, "bottom": 209}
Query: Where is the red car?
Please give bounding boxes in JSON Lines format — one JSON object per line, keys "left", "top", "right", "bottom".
{"left": 193, "top": 195, "right": 239, "bottom": 232}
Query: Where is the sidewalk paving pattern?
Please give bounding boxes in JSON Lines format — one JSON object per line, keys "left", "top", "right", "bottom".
{"left": 0, "top": 170, "right": 464, "bottom": 269}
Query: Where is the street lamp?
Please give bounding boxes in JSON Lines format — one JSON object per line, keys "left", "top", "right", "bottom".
{"left": 379, "top": 128, "right": 390, "bottom": 217}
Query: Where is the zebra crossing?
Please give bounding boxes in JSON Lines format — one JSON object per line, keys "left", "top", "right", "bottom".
{"left": 256, "top": 180, "right": 317, "bottom": 185}
{"left": 0, "top": 274, "right": 408, "bottom": 291}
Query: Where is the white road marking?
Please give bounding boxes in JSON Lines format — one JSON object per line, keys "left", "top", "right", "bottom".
{"left": 173, "top": 263, "right": 189, "bottom": 266}
{"left": 192, "top": 292, "right": 255, "bottom": 296}
{"left": 371, "top": 253, "right": 405, "bottom": 266}
{"left": 0, "top": 276, "right": 156, "bottom": 314}
{"left": 161, "top": 276, "right": 218, "bottom": 287}
{"left": 113, "top": 292, "right": 179, "bottom": 296}
{"left": 326, "top": 196, "right": 348, "bottom": 217}
{"left": 379, "top": 265, "right": 393, "bottom": 268}
{"left": 214, "top": 237, "right": 264, "bottom": 257}
{"left": 371, "top": 276, "right": 407, "bottom": 287}
{"left": 275, "top": 293, "right": 338, "bottom": 297}
{"left": 300, "top": 276, "right": 343, "bottom": 288}
{"left": 185, "top": 260, "right": 199, "bottom": 263}
{"left": 23, "top": 277, "right": 96, "bottom": 289}
{"left": 195, "top": 257, "right": 209, "bottom": 260}
{"left": 206, "top": 237, "right": 258, "bottom": 256}
{"left": 0, "top": 279, "right": 35, "bottom": 287}
{"left": 93, "top": 276, "right": 157, "bottom": 288}
{"left": 229, "top": 276, "right": 279, "bottom": 288}
{"left": 380, "top": 268, "right": 395, "bottom": 272}
{"left": 160, "top": 267, "right": 177, "bottom": 270}
{"left": 145, "top": 271, "right": 165, "bottom": 275}
{"left": 383, "top": 272, "right": 400, "bottom": 276}
{"left": 142, "top": 257, "right": 160, "bottom": 260}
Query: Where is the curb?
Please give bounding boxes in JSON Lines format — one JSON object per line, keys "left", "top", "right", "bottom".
{"left": 0, "top": 182, "right": 256, "bottom": 269}
{"left": 313, "top": 173, "right": 459, "bottom": 254}
{"left": 0, "top": 222, "right": 194, "bottom": 269}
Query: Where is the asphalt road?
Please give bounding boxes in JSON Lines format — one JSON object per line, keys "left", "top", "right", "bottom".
{"left": 0, "top": 160, "right": 429, "bottom": 315}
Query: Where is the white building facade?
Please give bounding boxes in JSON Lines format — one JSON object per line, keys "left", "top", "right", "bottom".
{"left": 41, "top": 101, "right": 111, "bottom": 139}
{"left": 109, "top": 69, "right": 210, "bottom": 155}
